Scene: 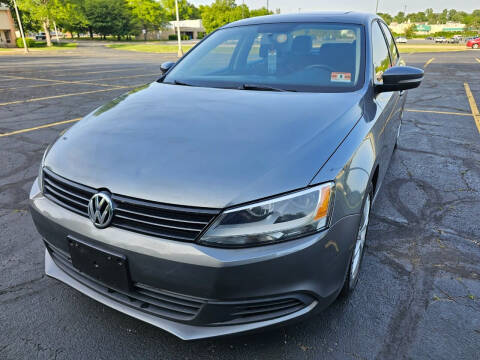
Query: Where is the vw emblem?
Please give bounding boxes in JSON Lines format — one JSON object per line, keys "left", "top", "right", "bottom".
{"left": 88, "top": 192, "right": 114, "bottom": 229}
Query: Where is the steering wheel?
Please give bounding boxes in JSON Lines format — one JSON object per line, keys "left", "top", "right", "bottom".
{"left": 303, "top": 64, "right": 336, "bottom": 73}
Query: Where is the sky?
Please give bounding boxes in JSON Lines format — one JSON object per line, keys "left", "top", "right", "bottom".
{"left": 189, "top": 0, "right": 479, "bottom": 15}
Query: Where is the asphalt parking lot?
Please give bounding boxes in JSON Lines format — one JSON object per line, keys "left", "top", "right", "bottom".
{"left": 1, "top": 43, "right": 480, "bottom": 359}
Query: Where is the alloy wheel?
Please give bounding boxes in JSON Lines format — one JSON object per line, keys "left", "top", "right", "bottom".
{"left": 349, "top": 194, "right": 371, "bottom": 288}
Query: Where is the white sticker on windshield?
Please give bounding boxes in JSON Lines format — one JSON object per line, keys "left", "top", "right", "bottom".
{"left": 331, "top": 72, "right": 352, "bottom": 83}
{"left": 268, "top": 49, "right": 277, "bottom": 74}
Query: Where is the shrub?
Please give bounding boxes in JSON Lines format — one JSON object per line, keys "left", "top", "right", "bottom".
{"left": 16, "top": 38, "right": 37, "bottom": 48}
{"left": 168, "top": 34, "right": 190, "bottom": 41}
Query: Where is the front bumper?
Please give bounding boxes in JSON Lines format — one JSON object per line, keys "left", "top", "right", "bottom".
{"left": 30, "top": 179, "right": 360, "bottom": 340}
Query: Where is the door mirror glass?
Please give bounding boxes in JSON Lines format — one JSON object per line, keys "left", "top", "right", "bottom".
{"left": 376, "top": 66, "right": 424, "bottom": 93}
{"left": 160, "top": 61, "right": 175, "bottom": 74}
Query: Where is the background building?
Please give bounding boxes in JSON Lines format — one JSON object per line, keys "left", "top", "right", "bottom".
{"left": 136, "top": 19, "right": 205, "bottom": 41}
{"left": 0, "top": 3, "right": 16, "bottom": 48}
{"left": 389, "top": 21, "right": 466, "bottom": 35}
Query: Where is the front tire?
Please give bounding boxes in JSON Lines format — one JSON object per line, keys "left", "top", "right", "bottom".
{"left": 340, "top": 188, "right": 372, "bottom": 296}
{"left": 473, "top": 44, "right": 479, "bottom": 49}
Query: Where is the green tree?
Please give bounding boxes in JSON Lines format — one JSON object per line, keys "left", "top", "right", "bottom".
{"left": 464, "top": 10, "right": 480, "bottom": 32}
{"left": 404, "top": 24, "right": 415, "bottom": 38}
{"left": 84, "top": 0, "right": 137, "bottom": 39}
{"left": 55, "top": 0, "right": 89, "bottom": 38}
{"left": 393, "top": 11, "right": 405, "bottom": 23}
{"left": 200, "top": 0, "right": 241, "bottom": 33}
{"left": 17, "top": 0, "right": 59, "bottom": 45}
{"left": 161, "top": 0, "right": 200, "bottom": 21}
{"left": 127, "top": 0, "right": 166, "bottom": 40}
{"left": 249, "top": 7, "right": 270, "bottom": 17}
{"left": 408, "top": 11, "right": 427, "bottom": 22}
{"left": 425, "top": 8, "right": 438, "bottom": 24}
{"left": 4, "top": 0, "right": 41, "bottom": 32}
{"left": 200, "top": 0, "right": 272, "bottom": 33}
{"left": 439, "top": 9, "right": 448, "bottom": 23}
{"left": 447, "top": 9, "right": 457, "bottom": 21}
{"left": 377, "top": 12, "right": 392, "bottom": 24}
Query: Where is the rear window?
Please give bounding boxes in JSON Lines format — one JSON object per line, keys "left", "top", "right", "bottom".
{"left": 164, "top": 22, "right": 365, "bottom": 92}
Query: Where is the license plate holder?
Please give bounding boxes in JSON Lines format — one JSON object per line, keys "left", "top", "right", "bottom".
{"left": 69, "top": 237, "right": 131, "bottom": 292}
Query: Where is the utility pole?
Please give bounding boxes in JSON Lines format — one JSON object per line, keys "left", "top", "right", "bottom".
{"left": 12, "top": 0, "right": 28, "bottom": 53}
{"left": 267, "top": 0, "right": 269, "bottom": 12}
{"left": 175, "top": 0, "right": 183, "bottom": 58}
{"left": 375, "top": 0, "right": 380, "bottom": 13}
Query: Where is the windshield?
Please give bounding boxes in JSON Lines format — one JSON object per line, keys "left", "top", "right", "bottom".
{"left": 163, "top": 22, "right": 365, "bottom": 92}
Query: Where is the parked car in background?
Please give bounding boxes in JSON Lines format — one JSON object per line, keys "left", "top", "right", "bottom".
{"left": 467, "top": 37, "right": 480, "bottom": 49}
{"left": 426, "top": 36, "right": 433, "bottom": 40}
{"left": 447, "top": 37, "right": 460, "bottom": 44}
{"left": 34, "top": 32, "right": 59, "bottom": 41}
{"left": 30, "top": 12, "right": 423, "bottom": 340}
{"left": 396, "top": 37, "right": 407, "bottom": 43}
{"left": 35, "top": 32, "right": 46, "bottom": 40}
{"left": 435, "top": 36, "right": 447, "bottom": 43}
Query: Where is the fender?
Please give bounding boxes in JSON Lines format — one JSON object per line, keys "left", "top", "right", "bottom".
{"left": 310, "top": 115, "right": 378, "bottom": 226}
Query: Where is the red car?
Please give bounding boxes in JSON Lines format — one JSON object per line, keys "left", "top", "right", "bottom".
{"left": 467, "top": 37, "right": 480, "bottom": 49}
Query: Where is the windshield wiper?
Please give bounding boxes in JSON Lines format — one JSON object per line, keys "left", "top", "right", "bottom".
{"left": 240, "top": 84, "right": 296, "bottom": 92}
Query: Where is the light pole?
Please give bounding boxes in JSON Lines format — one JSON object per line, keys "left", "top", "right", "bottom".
{"left": 175, "top": 0, "right": 183, "bottom": 58}
{"left": 375, "top": 0, "right": 380, "bottom": 13}
{"left": 12, "top": 0, "right": 28, "bottom": 53}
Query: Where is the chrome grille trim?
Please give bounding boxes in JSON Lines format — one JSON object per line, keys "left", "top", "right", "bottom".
{"left": 42, "top": 168, "right": 219, "bottom": 242}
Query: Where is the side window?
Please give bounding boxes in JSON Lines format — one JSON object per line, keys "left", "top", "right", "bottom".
{"left": 380, "top": 22, "right": 399, "bottom": 65}
{"left": 246, "top": 35, "right": 262, "bottom": 64}
{"left": 371, "top": 21, "right": 391, "bottom": 82}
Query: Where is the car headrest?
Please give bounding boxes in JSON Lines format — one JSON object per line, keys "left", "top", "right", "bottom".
{"left": 259, "top": 43, "right": 270, "bottom": 58}
{"left": 320, "top": 41, "right": 356, "bottom": 57}
{"left": 292, "top": 36, "right": 312, "bottom": 55}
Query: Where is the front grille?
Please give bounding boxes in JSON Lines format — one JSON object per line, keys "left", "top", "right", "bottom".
{"left": 42, "top": 168, "right": 219, "bottom": 242}
{"left": 47, "top": 242, "right": 205, "bottom": 321}
{"left": 111, "top": 195, "right": 218, "bottom": 241}
{"left": 43, "top": 169, "right": 94, "bottom": 216}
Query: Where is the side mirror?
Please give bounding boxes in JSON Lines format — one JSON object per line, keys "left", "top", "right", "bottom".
{"left": 160, "top": 61, "right": 175, "bottom": 75}
{"left": 376, "top": 66, "right": 424, "bottom": 93}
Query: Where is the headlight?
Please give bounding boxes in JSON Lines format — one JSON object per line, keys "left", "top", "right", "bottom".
{"left": 199, "top": 182, "right": 334, "bottom": 247}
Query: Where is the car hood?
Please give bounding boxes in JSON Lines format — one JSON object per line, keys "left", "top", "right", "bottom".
{"left": 45, "top": 82, "right": 363, "bottom": 209}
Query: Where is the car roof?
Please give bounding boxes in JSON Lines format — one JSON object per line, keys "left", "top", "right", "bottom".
{"left": 222, "top": 12, "right": 379, "bottom": 28}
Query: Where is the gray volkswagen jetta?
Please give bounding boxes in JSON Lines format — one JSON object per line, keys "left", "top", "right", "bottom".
{"left": 29, "top": 12, "right": 423, "bottom": 340}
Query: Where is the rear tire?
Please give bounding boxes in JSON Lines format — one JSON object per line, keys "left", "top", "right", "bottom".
{"left": 340, "top": 186, "right": 372, "bottom": 297}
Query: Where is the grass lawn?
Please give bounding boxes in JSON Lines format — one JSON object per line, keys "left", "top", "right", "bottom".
{"left": 107, "top": 43, "right": 193, "bottom": 53}
{"left": 108, "top": 42, "right": 473, "bottom": 55}
{"left": 397, "top": 43, "right": 468, "bottom": 53}
{"left": 0, "top": 42, "right": 77, "bottom": 53}
{"left": 36, "top": 42, "right": 78, "bottom": 48}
